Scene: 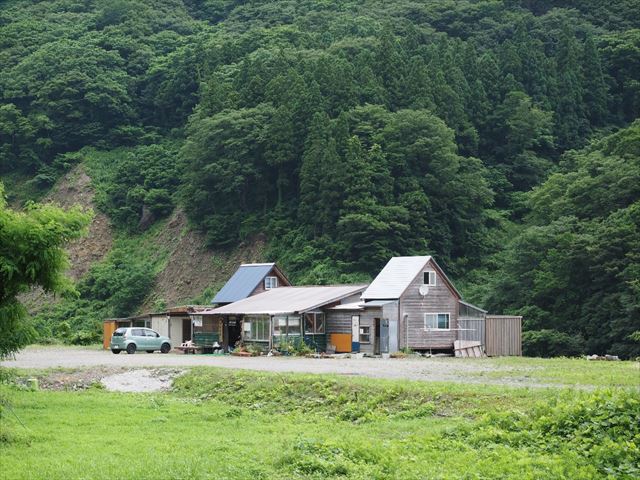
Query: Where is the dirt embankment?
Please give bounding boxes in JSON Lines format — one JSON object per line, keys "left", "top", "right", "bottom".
{"left": 19, "top": 165, "right": 113, "bottom": 313}
{"left": 19, "top": 164, "right": 268, "bottom": 314}
{"left": 141, "top": 209, "right": 267, "bottom": 310}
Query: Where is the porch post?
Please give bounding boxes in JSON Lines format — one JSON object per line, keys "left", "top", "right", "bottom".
{"left": 223, "top": 316, "right": 229, "bottom": 352}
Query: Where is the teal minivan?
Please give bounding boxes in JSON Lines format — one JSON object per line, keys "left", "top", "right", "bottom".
{"left": 110, "top": 327, "right": 172, "bottom": 354}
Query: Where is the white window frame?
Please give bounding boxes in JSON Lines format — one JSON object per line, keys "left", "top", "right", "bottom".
{"left": 273, "top": 315, "right": 301, "bottom": 338}
{"left": 423, "top": 271, "right": 436, "bottom": 286}
{"left": 424, "top": 313, "right": 450, "bottom": 331}
{"left": 359, "top": 325, "right": 371, "bottom": 344}
{"left": 264, "top": 276, "right": 278, "bottom": 289}
{"left": 244, "top": 316, "right": 270, "bottom": 341}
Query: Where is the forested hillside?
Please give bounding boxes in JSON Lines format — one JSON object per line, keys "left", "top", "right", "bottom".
{"left": 1, "top": 0, "right": 639, "bottom": 357}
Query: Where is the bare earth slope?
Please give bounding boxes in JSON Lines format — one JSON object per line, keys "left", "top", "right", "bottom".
{"left": 19, "top": 165, "right": 113, "bottom": 312}
{"left": 20, "top": 165, "right": 266, "bottom": 314}
{"left": 140, "top": 209, "right": 267, "bottom": 310}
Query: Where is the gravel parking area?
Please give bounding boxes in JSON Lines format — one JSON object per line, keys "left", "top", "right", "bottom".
{"left": 0, "top": 346, "right": 549, "bottom": 387}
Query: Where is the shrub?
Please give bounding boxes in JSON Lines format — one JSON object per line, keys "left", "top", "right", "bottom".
{"left": 522, "top": 329, "right": 585, "bottom": 357}
{"left": 468, "top": 390, "right": 640, "bottom": 478}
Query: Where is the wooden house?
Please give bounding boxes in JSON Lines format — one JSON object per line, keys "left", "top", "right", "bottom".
{"left": 202, "top": 285, "right": 367, "bottom": 352}
{"left": 195, "top": 263, "right": 292, "bottom": 350}
{"left": 357, "top": 256, "right": 519, "bottom": 354}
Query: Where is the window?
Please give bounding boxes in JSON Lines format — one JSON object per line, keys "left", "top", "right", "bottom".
{"left": 287, "top": 316, "right": 301, "bottom": 335}
{"left": 424, "top": 313, "right": 450, "bottom": 330}
{"left": 264, "top": 276, "right": 278, "bottom": 289}
{"left": 304, "top": 313, "right": 325, "bottom": 334}
{"left": 423, "top": 271, "right": 436, "bottom": 286}
{"left": 244, "top": 316, "right": 270, "bottom": 341}
{"left": 360, "top": 326, "right": 371, "bottom": 343}
{"left": 273, "top": 315, "right": 301, "bottom": 337}
{"left": 132, "top": 328, "right": 145, "bottom": 336}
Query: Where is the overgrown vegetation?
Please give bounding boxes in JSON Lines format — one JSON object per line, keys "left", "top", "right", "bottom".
{"left": 31, "top": 221, "right": 172, "bottom": 344}
{"left": 0, "top": 183, "right": 90, "bottom": 357}
{"left": 1, "top": 0, "right": 639, "bottom": 356}
{"left": 1, "top": 367, "right": 638, "bottom": 479}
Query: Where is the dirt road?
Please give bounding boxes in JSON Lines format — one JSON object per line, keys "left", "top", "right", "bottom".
{"left": 0, "top": 346, "right": 552, "bottom": 387}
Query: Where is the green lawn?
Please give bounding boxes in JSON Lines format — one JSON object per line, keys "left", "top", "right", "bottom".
{"left": 1, "top": 367, "right": 638, "bottom": 480}
{"left": 467, "top": 356, "right": 640, "bottom": 387}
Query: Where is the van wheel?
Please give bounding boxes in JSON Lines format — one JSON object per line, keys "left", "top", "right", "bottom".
{"left": 126, "top": 343, "right": 136, "bottom": 355}
{"left": 111, "top": 349, "right": 120, "bottom": 354}
{"left": 160, "top": 343, "right": 171, "bottom": 354}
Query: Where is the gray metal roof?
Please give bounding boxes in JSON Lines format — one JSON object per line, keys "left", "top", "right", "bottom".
{"left": 212, "top": 263, "right": 277, "bottom": 304}
{"left": 362, "top": 256, "right": 432, "bottom": 299}
{"left": 362, "top": 256, "right": 462, "bottom": 300}
{"left": 205, "top": 285, "right": 368, "bottom": 315}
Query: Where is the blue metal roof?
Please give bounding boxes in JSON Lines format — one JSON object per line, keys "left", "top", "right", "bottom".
{"left": 212, "top": 263, "right": 276, "bottom": 304}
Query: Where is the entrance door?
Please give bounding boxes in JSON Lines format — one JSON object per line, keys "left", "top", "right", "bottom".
{"left": 380, "top": 319, "right": 390, "bottom": 354}
{"left": 374, "top": 318, "right": 381, "bottom": 355}
{"left": 182, "top": 318, "right": 192, "bottom": 343}
{"left": 227, "top": 316, "right": 241, "bottom": 349}
{"left": 351, "top": 315, "right": 360, "bottom": 352}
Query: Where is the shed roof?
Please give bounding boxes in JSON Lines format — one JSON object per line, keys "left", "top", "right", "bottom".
{"left": 212, "top": 263, "right": 287, "bottom": 304}
{"left": 362, "top": 256, "right": 461, "bottom": 300}
{"left": 328, "top": 301, "right": 364, "bottom": 311}
{"left": 204, "top": 285, "right": 367, "bottom": 315}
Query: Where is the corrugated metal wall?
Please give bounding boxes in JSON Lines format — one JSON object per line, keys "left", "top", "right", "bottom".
{"left": 485, "top": 315, "right": 522, "bottom": 356}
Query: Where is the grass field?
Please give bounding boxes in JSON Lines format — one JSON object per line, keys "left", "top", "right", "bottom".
{"left": 1, "top": 363, "right": 638, "bottom": 480}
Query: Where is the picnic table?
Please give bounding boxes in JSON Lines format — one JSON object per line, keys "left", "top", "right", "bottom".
{"left": 175, "top": 333, "right": 221, "bottom": 354}
{"left": 175, "top": 342, "right": 202, "bottom": 354}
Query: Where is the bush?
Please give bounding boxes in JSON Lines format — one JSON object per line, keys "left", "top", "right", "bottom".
{"left": 468, "top": 390, "right": 640, "bottom": 478}
{"left": 522, "top": 329, "right": 585, "bottom": 357}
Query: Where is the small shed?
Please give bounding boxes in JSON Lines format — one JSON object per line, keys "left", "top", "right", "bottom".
{"left": 102, "top": 315, "right": 150, "bottom": 349}
{"left": 485, "top": 315, "right": 522, "bottom": 356}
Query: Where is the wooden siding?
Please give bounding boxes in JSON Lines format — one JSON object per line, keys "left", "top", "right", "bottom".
{"left": 325, "top": 308, "right": 382, "bottom": 355}
{"left": 399, "top": 259, "right": 459, "bottom": 350}
{"left": 250, "top": 266, "right": 290, "bottom": 296}
{"left": 485, "top": 315, "right": 522, "bottom": 356}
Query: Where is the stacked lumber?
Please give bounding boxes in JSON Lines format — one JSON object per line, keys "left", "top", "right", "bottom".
{"left": 454, "top": 340, "right": 486, "bottom": 358}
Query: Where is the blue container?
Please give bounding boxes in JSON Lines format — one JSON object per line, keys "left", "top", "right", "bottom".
{"left": 351, "top": 341, "right": 360, "bottom": 353}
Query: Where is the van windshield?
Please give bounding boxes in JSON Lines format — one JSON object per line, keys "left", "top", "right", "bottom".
{"left": 112, "top": 328, "right": 127, "bottom": 336}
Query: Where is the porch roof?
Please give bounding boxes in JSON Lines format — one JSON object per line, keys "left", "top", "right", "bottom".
{"left": 202, "top": 285, "right": 367, "bottom": 316}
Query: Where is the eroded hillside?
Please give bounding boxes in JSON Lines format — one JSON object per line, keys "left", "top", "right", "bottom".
{"left": 20, "top": 166, "right": 266, "bottom": 317}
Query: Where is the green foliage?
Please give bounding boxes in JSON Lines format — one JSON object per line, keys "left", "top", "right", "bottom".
{"left": 31, "top": 226, "right": 167, "bottom": 344}
{"left": 84, "top": 144, "right": 181, "bottom": 230}
{"left": 0, "top": 182, "right": 90, "bottom": 357}
{"left": 522, "top": 329, "right": 586, "bottom": 357}
{"left": 483, "top": 122, "right": 640, "bottom": 358}
{"left": 2, "top": 366, "right": 638, "bottom": 478}
{"left": 1, "top": 0, "right": 639, "bottom": 357}
{"left": 465, "top": 389, "right": 640, "bottom": 478}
